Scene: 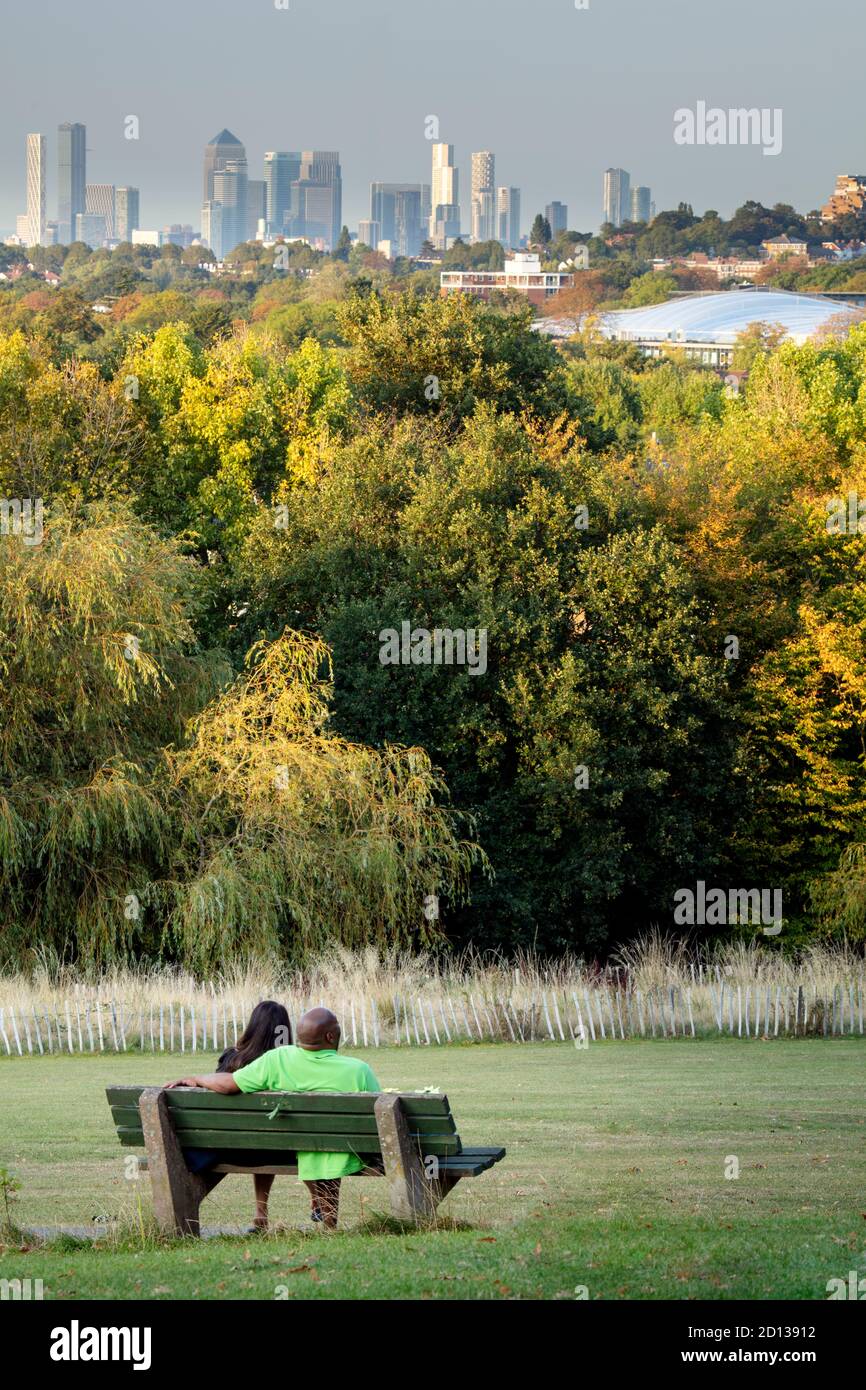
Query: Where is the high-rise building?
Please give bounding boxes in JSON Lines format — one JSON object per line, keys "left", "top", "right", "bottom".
{"left": 26, "top": 134, "right": 46, "bottom": 246}
{"left": 369, "top": 183, "right": 429, "bottom": 257}
{"left": 57, "top": 122, "right": 86, "bottom": 244}
{"left": 430, "top": 144, "right": 459, "bottom": 239}
{"left": 264, "top": 151, "right": 301, "bottom": 235}
{"left": 115, "top": 187, "right": 140, "bottom": 241}
{"left": 74, "top": 212, "right": 108, "bottom": 249}
{"left": 471, "top": 190, "right": 496, "bottom": 244}
{"left": 358, "top": 219, "right": 380, "bottom": 248}
{"left": 291, "top": 151, "right": 341, "bottom": 250}
{"left": 545, "top": 201, "right": 568, "bottom": 236}
{"left": 213, "top": 158, "right": 248, "bottom": 255}
{"left": 496, "top": 187, "right": 521, "bottom": 248}
{"left": 630, "top": 185, "right": 652, "bottom": 224}
{"left": 603, "top": 168, "right": 630, "bottom": 228}
{"left": 203, "top": 129, "right": 246, "bottom": 204}
{"left": 201, "top": 201, "right": 224, "bottom": 259}
{"left": 162, "top": 225, "right": 195, "bottom": 249}
{"left": 470, "top": 151, "right": 496, "bottom": 243}
{"left": 247, "top": 179, "right": 267, "bottom": 240}
{"left": 86, "top": 184, "right": 116, "bottom": 241}
{"left": 430, "top": 205, "right": 461, "bottom": 250}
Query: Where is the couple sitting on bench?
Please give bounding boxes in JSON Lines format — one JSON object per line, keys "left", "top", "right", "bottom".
{"left": 167, "top": 1001, "right": 379, "bottom": 1231}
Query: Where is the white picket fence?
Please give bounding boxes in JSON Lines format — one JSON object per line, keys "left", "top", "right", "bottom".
{"left": 0, "top": 978, "right": 863, "bottom": 1054}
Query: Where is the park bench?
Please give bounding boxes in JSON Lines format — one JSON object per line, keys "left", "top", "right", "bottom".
{"left": 106, "top": 1085, "right": 505, "bottom": 1235}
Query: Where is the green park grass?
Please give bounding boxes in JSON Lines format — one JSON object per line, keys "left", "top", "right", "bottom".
{"left": 1, "top": 1039, "right": 864, "bottom": 1300}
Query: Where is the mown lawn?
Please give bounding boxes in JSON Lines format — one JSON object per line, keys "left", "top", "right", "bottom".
{"left": 1, "top": 1039, "right": 864, "bottom": 1300}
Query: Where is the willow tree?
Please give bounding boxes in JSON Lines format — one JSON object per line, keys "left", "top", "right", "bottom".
{"left": 0, "top": 499, "right": 224, "bottom": 967}
{"left": 159, "top": 630, "right": 484, "bottom": 971}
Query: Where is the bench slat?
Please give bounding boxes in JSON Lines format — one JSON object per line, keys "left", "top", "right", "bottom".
{"left": 114, "top": 1126, "right": 462, "bottom": 1155}
{"left": 106, "top": 1086, "right": 452, "bottom": 1117}
{"left": 436, "top": 1146, "right": 506, "bottom": 1175}
{"left": 109, "top": 1105, "right": 456, "bottom": 1137}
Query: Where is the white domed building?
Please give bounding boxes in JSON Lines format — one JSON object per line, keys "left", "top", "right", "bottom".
{"left": 537, "top": 288, "right": 862, "bottom": 366}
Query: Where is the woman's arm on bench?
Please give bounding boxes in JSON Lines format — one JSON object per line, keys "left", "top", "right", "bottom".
{"left": 164, "top": 1073, "right": 241, "bottom": 1093}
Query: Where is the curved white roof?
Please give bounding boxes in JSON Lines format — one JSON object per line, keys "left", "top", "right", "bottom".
{"left": 600, "top": 289, "right": 859, "bottom": 346}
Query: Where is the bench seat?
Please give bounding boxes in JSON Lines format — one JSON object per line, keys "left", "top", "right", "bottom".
{"left": 106, "top": 1085, "right": 505, "bottom": 1234}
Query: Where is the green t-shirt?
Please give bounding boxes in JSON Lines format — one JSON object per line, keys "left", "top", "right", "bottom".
{"left": 233, "top": 1045, "right": 381, "bottom": 1180}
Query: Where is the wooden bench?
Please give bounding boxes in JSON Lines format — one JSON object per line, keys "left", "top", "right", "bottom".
{"left": 106, "top": 1085, "right": 505, "bottom": 1235}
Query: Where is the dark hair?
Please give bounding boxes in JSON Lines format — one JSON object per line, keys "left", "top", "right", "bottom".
{"left": 217, "top": 999, "right": 291, "bottom": 1074}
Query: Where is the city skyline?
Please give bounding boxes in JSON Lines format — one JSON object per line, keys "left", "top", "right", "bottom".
{"left": 1, "top": 0, "right": 863, "bottom": 240}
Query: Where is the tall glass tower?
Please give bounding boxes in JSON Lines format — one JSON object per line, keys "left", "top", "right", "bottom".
{"left": 57, "top": 123, "right": 86, "bottom": 244}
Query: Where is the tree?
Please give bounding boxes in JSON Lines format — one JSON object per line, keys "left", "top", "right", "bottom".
{"left": 337, "top": 289, "right": 572, "bottom": 428}
{"left": 0, "top": 501, "right": 480, "bottom": 967}
{"left": 0, "top": 330, "right": 144, "bottom": 501}
{"left": 161, "top": 630, "right": 485, "bottom": 968}
{"left": 530, "top": 214, "right": 552, "bottom": 247}
{"left": 334, "top": 225, "right": 352, "bottom": 261}
{"left": 0, "top": 500, "right": 223, "bottom": 966}
{"left": 622, "top": 271, "right": 679, "bottom": 307}
{"left": 236, "top": 408, "right": 738, "bottom": 952}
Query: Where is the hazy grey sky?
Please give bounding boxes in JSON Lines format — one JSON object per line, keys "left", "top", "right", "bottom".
{"left": 1, "top": 0, "right": 863, "bottom": 236}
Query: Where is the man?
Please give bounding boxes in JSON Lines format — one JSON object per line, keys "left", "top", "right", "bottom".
{"left": 167, "top": 1007, "right": 380, "bottom": 1228}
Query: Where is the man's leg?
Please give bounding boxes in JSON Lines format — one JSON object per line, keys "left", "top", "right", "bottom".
{"left": 253, "top": 1173, "right": 275, "bottom": 1229}
{"left": 304, "top": 1179, "right": 341, "bottom": 1229}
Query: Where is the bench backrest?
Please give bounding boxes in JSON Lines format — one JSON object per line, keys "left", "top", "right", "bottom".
{"left": 106, "top": 1086, "right": 462, "bottom": 1156}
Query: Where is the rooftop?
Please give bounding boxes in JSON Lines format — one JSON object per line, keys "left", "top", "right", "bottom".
{"left": 534, "top": 288, "right": 862, "bottom": 346}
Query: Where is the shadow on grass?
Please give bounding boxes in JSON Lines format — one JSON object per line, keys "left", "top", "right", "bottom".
{"left": 356, "top": 1209, "right": 477, "bottom": 1236}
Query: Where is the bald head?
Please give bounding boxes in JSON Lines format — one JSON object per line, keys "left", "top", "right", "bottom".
{"left": 296, "top": 1007, "right": 341, "bottom": 1051}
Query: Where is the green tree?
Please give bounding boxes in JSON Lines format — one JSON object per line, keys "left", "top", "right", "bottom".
{"left": 530, "top": 214, "right": 552, "bottom": 246}
{"left": 337, "top": 289, "right": 572, "bottom": 428}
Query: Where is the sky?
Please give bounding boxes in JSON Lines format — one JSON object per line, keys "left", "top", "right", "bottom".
{"left": 0, "top": 0, "right": 864, "bottom": 238}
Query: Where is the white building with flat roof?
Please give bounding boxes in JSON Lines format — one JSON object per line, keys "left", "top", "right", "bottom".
{"left": 441, "top": 252, "right": 572, "bottom": 305}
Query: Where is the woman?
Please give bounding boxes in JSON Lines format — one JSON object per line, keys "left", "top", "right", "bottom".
{"left": 183, "top": 999, "right": 292, "bottom": 1232}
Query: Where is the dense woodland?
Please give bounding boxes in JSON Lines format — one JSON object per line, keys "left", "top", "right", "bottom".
{"left": 2, "top": 203, "right": 866, "bottom": 969}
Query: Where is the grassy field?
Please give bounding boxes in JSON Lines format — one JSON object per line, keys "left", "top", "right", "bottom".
{"left": 1, "top": 1039, "right": 864, "bottom": 1300}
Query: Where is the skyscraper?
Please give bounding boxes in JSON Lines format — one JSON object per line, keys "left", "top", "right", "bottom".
{"left": 430, "top": 143, "right": 459, "bottom": 243}
{"left": 370, "top": 183, "right": 429, "bottom": 257}
{"left": 264, "top": 151, "right": 301, "bottom": 235}
{"left": 115, "top": 187, "right": 140, "bottom": 242}
{"left": 57, "top": 122, "right": 86, "bottom": 244}
{"left": 203, "top": 129, "right": 246, "bottom": 204}
{"left": 86, "top": 184, "right": 116, "bottom": 241}
{"left": 291, "top": 151, "right": 342, "bottom": 250}
{"left": 630, "top": 185, "right": 652, "bottom": 224}
{"left": 213, "top": 158, "right": 248, "bottom": 255}
{"left": 603, "top": 168, "right": 630, "bottom": 228}
{"left": 496, "top": 187, "right": 521, "bottom": 248}
{"left": 74, "top": 213, "right": 108, "bottom": 249}
{"left": 247, "top": 180, "right": 267, "bottom": 240}
{"left": 471, "top": 151, "right": 496, "bottom": 243}
{"left": 358, "top": 220, "right": 380, "bottom": 248}
{"left": 25, "top": 134, "right": 46, "bottom": 246}
{"left": 545, "top": 201, "right": 568, "bottom": 236}
{"left": 201, "top": 202, "right": 224, "bottom": 259}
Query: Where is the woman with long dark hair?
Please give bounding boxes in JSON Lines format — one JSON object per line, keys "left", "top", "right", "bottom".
{"left": 183, "top": 1000, "right": 292, "bottom": 1231}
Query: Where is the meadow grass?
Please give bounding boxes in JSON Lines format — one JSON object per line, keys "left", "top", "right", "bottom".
{"left": 1, "top": 1039, "right": 864, "bottom": 1300}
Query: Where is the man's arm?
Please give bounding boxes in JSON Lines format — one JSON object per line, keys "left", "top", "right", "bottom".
{"left": 164, "top": 1073, "right": 241, "bottom": 1093}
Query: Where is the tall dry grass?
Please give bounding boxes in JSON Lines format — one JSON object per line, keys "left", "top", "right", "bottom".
{"left": 0, "top": 936, "right": 863, "bottom": 1048}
